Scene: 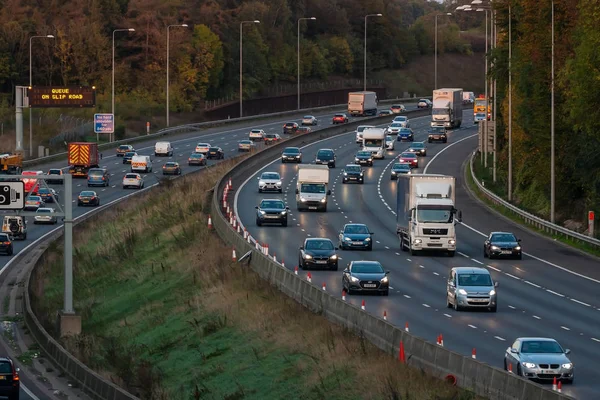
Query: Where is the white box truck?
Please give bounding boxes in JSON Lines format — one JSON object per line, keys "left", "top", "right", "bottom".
{"left": 362, "top": 127, "right": 386, "bottom": 159}
{"left": 296, "top": 165, "right": 330, "bottom": 212}
{"left": 431, "top": 88, "right": 463, "bottom": 129}
{"left": 396, "top": 174, "right": 462, "bottom": 257}
{"left": 348, "top": 91, "right": 378, "bottom": 117}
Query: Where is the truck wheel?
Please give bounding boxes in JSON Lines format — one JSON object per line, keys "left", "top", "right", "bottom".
{"left": 256, "top": 219, "right": 262, "bottom": 226}
{"left": 428, "top": 139, "right": 432, "bottom": 143}
{"left": 448, "top": 251, "right": 455, "bottom": 257}
{"left": 321, "top": 205, "right": 327, "bottom": 212}
{"left": 410, "top": 247, "right": 419, "bottom": 256}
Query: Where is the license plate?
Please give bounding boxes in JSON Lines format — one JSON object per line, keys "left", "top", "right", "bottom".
{"left": 501, "top": 250, "right": 512, "bottom": 254}
{"left": 0, "top": 376, "right": 5, "bottom": 380}
{"left": 349, "top": 177, "right": 356, "bottom": 180}
{"left": 316, "top": 260, "right": 327, "bottom": 264}
{"left": 83, "top": 200, "right": 89, "bottom": 203}
{"left": 364, "top": 284, "right": 376, "bottom": 288}
{"left": 308, "top": 206, "right": 317, "bottom": 210}
{"left": 542, "top": 370, "right": 554, "bottom": 374}
{"left": 469, "top": 298, "right": 488, "bottom": 303}
{"left": 352, "top": 242, "right": 363, "bottom": 245}
{"left": 266, "top": 215, "right": 279, "bottom": 219}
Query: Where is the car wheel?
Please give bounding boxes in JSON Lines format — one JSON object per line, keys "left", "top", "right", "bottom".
{"left": 382, "top": 290, "right": 389, "bottom": 297}
{"left": 342, "top": 179, "right": 346, "bottom": 184}
{"left": 281, "top": 160, "right": 286, "bottom": 164}
{"left": 448, "top": 251, "right": 455, "bottom": 257}
{"left": 447, "top": 296, "right": 452, "bottom": 308}
{"left": 423, "top": 152, "right": 427, "bottom": 157}
{"left": 490, "top": 305, "right": 497, "bottom": 312}
{"left": 282, "top": 219, "right": 288, "bottom": 227}
{"left": 258, "top": 188, "right": 262, "bottom": 193}
{"left": 256, "top": 219, "right": 262, "bottom": 226}
{"left": 331, "top": 264, "right": 338, "bottom": 271}
{"left": 360, "top": 179, "right": 364, "bottom": 184}
{"left": 517, "top": 253, "right": 522, "bottom": 260}
{"left": 483, "top": 246, "right": 488, "bottom": 258}
{"left": 453, "top": 297, "right": 461, "bottom": 311}
{"left": 428, "top": 139, "right": 432, "bottom": 143}
{"left": 278, "top": 189, "right": 282, "bottom": 193}
{"left": 516, "top": 364, "right": 522, "bottom": 377}
{"left": 443, "top": 139, "right": 447, "bottom": 143}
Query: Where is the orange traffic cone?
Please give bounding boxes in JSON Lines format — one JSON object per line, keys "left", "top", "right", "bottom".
{"left": 208, "top": 216, "right": 213, "bottom": 229}
{"left": 361, "top": 300, "right": 366, "bottom": 310}
{"left": 399, "top": 341, "right": 406, "bottom": 363}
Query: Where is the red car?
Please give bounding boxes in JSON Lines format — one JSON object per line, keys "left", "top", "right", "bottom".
{"left": 332, "top": 113, "right": 349, "bottom": 124}
{"left": 398, "top": 152, "right": 418, "bottom": 168}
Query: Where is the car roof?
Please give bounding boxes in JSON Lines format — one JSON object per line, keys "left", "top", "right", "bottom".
{"left": 261, "top": 171, "right": 279, "bottom": 175}
{"left": 318, "top": 148, "right": 334, "bottom": 151}
{"left": 305, "top": 237, "right": 332, "bottom": 242}
{"left": 490, "top": 231, "right": 515, "bottom": 235}
{"left": 400, "top": 152, "right": 416, "bottom": 156}
{"left": 410, "top": 142, "right": 424, "bottom": 146}
{"left": 350, "top": 260, "right": 382, "bottom": 266}
{"left": 303, "top": 115, "right": 313, "bottom": 118}
{"left": 261, "top": 198, "right": 284, "bottom": 202}
{"left": 452, "top": 267, "right": 490, "bottom": 274}
{"left": 345, "top": 164, "right": 360, "bottom": 167}
{"left": 516, "top": 337, "right": 557, "bottom": 342}
{"left": 393, "top": 162, "right": 410, "bottom": 167}
{"left": 283, "top": 147, "right": 300, "bottom": 151}
{"left": 344, "top": 223, "right": 367, "bottom": 228}
{"left": 37, "top": 207, "right": 54, "bottom": 211}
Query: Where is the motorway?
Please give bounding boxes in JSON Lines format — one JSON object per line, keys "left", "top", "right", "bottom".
{"left": 0, "top": 105, "right": 418, "bottom": 399}
{"left": 234, "top": 110, "right": 600, "bottom": 400}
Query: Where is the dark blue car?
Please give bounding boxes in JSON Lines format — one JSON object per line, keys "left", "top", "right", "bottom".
{"left": 397, "top": 128, "right": 414, "bottom": 142}
{"left": 338, "top": 223, "right": 373, "bottom": 250}
{"left": 87, "top": 168, "right": 110, "bottom": 187}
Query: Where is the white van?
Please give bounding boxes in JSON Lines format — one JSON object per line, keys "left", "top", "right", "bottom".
{"left": 131, "top": 155, "right": 152, "bottom": 173}
{"left": 154, "top": 141, "right": 173, "bottom": 157}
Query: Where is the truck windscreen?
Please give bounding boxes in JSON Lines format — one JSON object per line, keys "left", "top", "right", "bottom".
{"left": 301, "top": 183, "right": 326, "bottom": 194}
{"left": 416, "top": 206, "right": 453, "bottom": 223}
{"left": 432, "top": 108, "right": 450, "bottom": 115}
{"left": 364, "top": 139, "right": 383, "bottom": 147}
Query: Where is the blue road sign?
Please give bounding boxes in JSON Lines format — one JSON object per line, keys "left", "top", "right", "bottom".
{"left": 94, "top": 113, "right": 114, "bottom": 134}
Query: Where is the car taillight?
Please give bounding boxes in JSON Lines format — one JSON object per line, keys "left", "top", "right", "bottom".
{"left": 2, "top": 242, "right": 10, "bottom": 245}
{"left": 91, "top": 196, "right": 96, "bottom": 199}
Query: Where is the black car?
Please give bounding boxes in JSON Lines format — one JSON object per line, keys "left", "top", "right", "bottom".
{"left": 77, "top": 190, "right": 100, "bottom": 207}
{"left": 342, "top": 164, "right": 364, "bottom": 184}
{"left": 256, "top": 199, "right": 289, "bottom": 227}
{"left": 407, "top": 142, "right": 427, "bottom": 156}
{"left": 46, "top": 168, "right": 63, "bottom": 184}
{"left": 428, "top": 127, "right": 447, "bottom": 143}
{"left": 123, "top": 151, "right": 137, "bottom": 164}
{"left": 0, "top": 233, "right": 13, "bottom": 256}
{"left": 354, "top": 151, "right": 373, "bottom": 166}
{"left": 283, "top": 122, "right": 299, "bottom": 134}
{"left": 338, "top": 223, "right": 373, "bottom": 250}
{"left": 37, "top": 187, "right": 58, "bottom": 203}
{"left": 299, "top": 238, "right": 338, "bottom": 270}
{"left": 188, "top": 152, "right": 207, "bottom": 166}
{"left": 484, "top": 231, "right": 522, "bottom": 259}
{"left": 315, "top": 149, "right": 336, "bottom": 168}
{"left": 0, "top": 357, "right": 20, "bottom": 398}
{"left": 281, "top": 147, "right": 302, "bottom": 163}
{"left": 390, "top": 163, "right": 411, "bottom": 180}
{"left": 342, "top": 261, "right": 389, "bottom": 296}
{"left": 207, "top": 147, "right": 224, "bottom": 159}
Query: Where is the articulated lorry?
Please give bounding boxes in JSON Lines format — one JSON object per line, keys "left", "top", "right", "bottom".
{"left": 296, "top": 165, "right": 330, "bottom": 212}
{"left": 362, "top": 127, "right": 386, "bottom": 159}
{"left": 431, "top": 88, "right": 463, "bottom": 129}
{"left": 396, "top": 174, "right": 461, "bottom": 257}
{"left": 348, "top": 91, "right": 378, "bottom": 117}
{"left": 68, "top": 142, "right": 99, "bottom": 177}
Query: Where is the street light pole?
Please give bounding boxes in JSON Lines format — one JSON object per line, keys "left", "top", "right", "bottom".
{"left": 550, "top": 0, "right": 555, "bottom": 223}
{"left": 29, "top": 34, "right": 54, "bottom": 158}
{"left": 239, "top": 20, "right": 260, "bottom": 118}
{"left": 364, "top": 14, "right": 382, "bottom": 92}
{"left": 297, "top": 17, "right": 316, "bottom": 110}
{"left": 166, "top": 24, "right": 189, "bottom": 128}
{"left": 112, "top": 28, "right": 135, "bottom": 143}
{"left": 435, "top": 13, "right": 452, "bottom": 90}
{"left": 508, "top": 3, "right": 513, "bottom": 201}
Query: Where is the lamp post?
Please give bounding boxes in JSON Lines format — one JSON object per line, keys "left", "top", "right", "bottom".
{"left": 550, "top": 0, "right": 555, "bottom": 223}
{"left": 239, "top": 20, "right": 260, "bottom": 118}
{"left": 112, "top": 28, "right": 135, "bottom": 143}
{"left": 297, "top": 17, "right": 316, "bottom": 110}
{"left": 476, "top": 7, "right": 490, "bottom": 167}
{"left": 434, "top": 13, "right": 452, "bottom": 90}
{"left": 166, "top": 24, "right": 189, "bottom": 128}
{"left": 364, "top": 13, "right": 382, "bottom": 92}
{"left": 508, "top": 2, "right": 513, "bottom": 201}
{"left": 29, "top": 34, "right": 54, "bottom": 158}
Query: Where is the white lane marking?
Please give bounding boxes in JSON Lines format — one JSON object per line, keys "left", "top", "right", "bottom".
{"left": 403, "top": 294, "right": 411, "bottom": 299}
{"left": 533, "top": 315, "right": 541, "bottom": 320}
{"left": 508, "top": 305, "right": 516, "bottom": 309}
{"left": 468, "top": 324, "right": 477, "bottom": 329}
{"left": 21, "top": 385, "right": 40, "bottom": 400}
{"left": 406, "top": 258, "right": 412, "bottom": 262}
{"left": 385, "top": 246, "right": 390, "bottom": 249}
{"left": 505, "top": 273, "right": 520, "bottom": 280}
{"left": 443, "top": 313, "right": 452, "bottom": 318}
{"left": 546, "top": 289, "right": 565, "bottom": 297}
{"left": 395, "top": 252, "right": 401, "bottom": 256}
{"left": 433, "top": 272, "right": 440, "bottom": 276}
{"left": 494, "top": 336, "right": 506, "bottom": 341}
{"left": 592, "top": 338, "right": 600, "bottom": 343}
{"left": 571, "top": 298, "right": 591, "bottom": 307}
{"left": 470, "top": 258, "right": 483, "bottom": 265}
{"left": 524, "top": 280, "right": 541, "bottom": 288}
{"left": 561, "top": 326, "right": 570, "bottom": 331}
{"left": 422, "top": 133, "right": 478, "bottom": 173}
{"left": 422, "top": 303, "right": 431, "bottom": 308}
{"left": 458, "top": 252, "right": 470, "bottom": 258}
{"left": 487, "top": 265, "right": 501, "bottom": 272}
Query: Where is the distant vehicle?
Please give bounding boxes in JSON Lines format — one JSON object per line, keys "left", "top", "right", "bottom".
{"left": 249, "top": 129, "right": 265, "bottom": 141}
{"left": 385, "top": 122, "right": 403, "bottom": 135}
{"left": 332, "top": 113, "right": 349, "bottom": 124}
{"left": 46, "top": 168, "right": 63, "bottom": 184}
{"left": 385, "top": 136, "right": 395, "bottom": 150}
{"left": 0, "top": 154, "right": 22, "bottom": 175}
{"left": 255, "top": 199, "right": 289, "bottom": 227}
{"left": 206, "top": 147, "right": 224, "bottom": 159}
{"left": 283, "top": 122, "right": 299, "bottom": 134}
{"left": 484, "top": 232, "right": 522, "bottom": 259}
{"left": 195, "top": 143, "right": 211, "bottom": 154}
{"left": 390, "top": 163, "right": 411, "bottom": 180}
{"left": 188, "top": 153, "right": 207, "bottom": 166}
{"left": 0, "top": 356, "right": 20, "bottom": 398}
{"left": 281, "top": 147, "right": 302, "bottom": 163}
{"left": 21, "top": 170, "right": 43, "bottom": 193}
{"left": 154, "top": 141, "right": 173, "bottom": 157}
{"left": 116, "top": 144, "right": 135, "bottom": 156}
{"left": 302, "top": 116, "right": 318, "bottom": 126}
{"left": 463, "top": 91, "right": 475, "bottom": 104}
{"left": 342, "top": 164, "right": 364, "bottom": 184}
{"left": 432, "top": 88, "right": 463, "bottom": 129}
{"left": 393, "top": 115, "right": 410, "bottom": 128}
{"left": 297, "top": 126, "right": 312, "bottom": 134}
{"left": 428, "top": 127, "right": 448, "bottom": 143}
{"left": 474, "top": 95, "right": 491, "bottom": 123}
{"left": 355, "top": 125, "right": 375, "bottom": 143}
{"left": 342, "top": 261, "right": 389, "bottom": 296}
{"left": 2, "top": 216, "right": 27, "bottom": 240}
{"left": 67, "top": 142, "right": 99, "bottom": 178}
{"left": 37, "top": 187, "right": 58, "bottom": 203}
{"left": 122, "top": 151, "right": 137, "bottom": 164}
{"left": 34, "top": 208, "right": 58, "bottom": 224}
{"left": 504, "top": 338, "right": 574, "bottom": 383}
{"left": 87, "top": 168, "right": 110, "bottom": 187}
{"left": 122, "top": 173, "right": 145, "bottom": 189}
{"left": 378, "top": 109, "right": 393, "bottom": 116}
{"left": 447, "top": 267, "right": 497, "bottom": 312}
{"left": 338, "top": 223, "right": 373, "bottom": 250}
{"left": 417, "top": 99, "right": 432, "bottom": 108}
{"left": 315, "top": 149, "right": 336, "bottom": 168}
{"left": 348, "top": 91, "right": 378, "bottom": 117}
{"left": 299, "top": 238, "right": 338, "bottom": 270}
{"left": 296, "top": 165, "right": 330, "bottom": 212}
{"left": 0, "top": 233, "right": 13, "bottom": 256}
{"left": 24, "top": 195, "right": 44, "bottom": 211}
{"left": 407, "top": 142, "right": 427, "bottom": 156}
{"left": 238, "top": 140, "right": 255, "bottom": 152}
{"left": 398, "top": 152, "right": 418, "bottom": 168}
{"left": 397, "top": 127, "right": 414, "bottom": 142}
{"left": 77, "top": 190, "right": 100, "bottom": 207}
{"left": 390, "top": 104, "right": 406, "bottom": 114}
{"left": 354, "top": 150, "right": 373, "bottom": 166}
{"left": 162, "top": 161, "right": 182, "bottom": 175}
{"left": 258, "top": 171, "right": 282, "bottom": 193}
{"left": 264, "top": 133, "right": 282, "bottom": 143}
{"left": 131, "top": 155, "right": 152, "bottom": 173}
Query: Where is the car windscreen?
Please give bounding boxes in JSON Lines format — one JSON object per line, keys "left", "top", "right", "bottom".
{"left": 357, "top": 152, "right": 371, "bottom": 157}
{"left": 300, "top": 183, "right": 325, "bottom": 193}
{"left": 520, "top": 341, "right": 563, "bottom": 354}
{"left": 457, "top": 273, "right": 492, "bottom": 287}
{"left": 391, "top": 105, "right": 401, "bottom": 109}
{"left": 119, "top": 145, "right": 130, "bottom": 150}
{"left": 400, "top": 153, "right": 416, "bottom": 158}
{"left": 344, "top": 225, "right": 368, "bottom": 234}
{"left": 399, "top": 128, "right": 412, "bottom": 133}
{"left": 303, "top": 116, "right": 312, "bottom": 119}
{"left": 88, "top": 170, "right": 104, "bottom": 176}
{"left": 305, "top": 240, "right": 334, "bottom": 250}
{"left": 260, "top": 201, "right": 284, "bottom": 209}
{"left": 395, "top": 117, "right": 407, "bottom": 121}
{"left": 411, "top": 143, "right": 424, "bottom": 148}
{"left": 393, "top": 163, "right": 410, "bottom": 170}
{"left": 352, "top": 263, "right": 383, "bottom": 274}
{"left": 38, "top": 188, "right": 50, "bottom": 194}
{"left": 491, "top": 233, "right": 517, "bottom": 242}
{"left": 283, "top": 148, "right": 300, "bottom": 154}
{"left": 317, "top": 150, "right": 333, "bottom": 158}
{"left": 390, "top": 123, "right": 402, "bottom": 128}
{"left": 190, "top": 153, "right": 203, "bottom": 158}
{"left": 345, "top": 166, "right": 361, "bottom": 173}
{"left": 357, "top": 126, "right": 372, "bottom": 132}
{"left": 266, "top": 134, "right": 276, "bottom": 138}
{"left": 0, "top": 234, "right": 9, "bottom": 241}
{"left": 334, "top": 114, "right": 344, "bottom": 117}
{"left": 27, "top": 196, "right": 41, "bottom": 201}
{"left": 261, "top": 173, "right": 280, "bottom": 180}
{"left": 125, "top": 152, "right": 136, "bottom": 157}
{"left": 165, "top": 163, "right": 177, "bottom": 167}
{"left": 285, "top": 123, "right": 296, "bottom": 127}
{"left": 197, "top": 143, "right": 209, "bottom": 147}
{"left": 48, "top": 169, "right": 61, "bottom": 174}
{"left": 209, "top": 148, "right": 220, "bottom": 152}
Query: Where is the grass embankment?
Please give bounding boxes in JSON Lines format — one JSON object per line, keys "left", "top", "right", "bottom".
{"left": 33, "top": 159, "right": 481, "bottom": 400}
{"left": 468, "top": 153, "right": 600, "bottom": 258}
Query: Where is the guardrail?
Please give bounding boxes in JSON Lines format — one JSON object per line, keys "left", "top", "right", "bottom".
{"left": 210, "top": 117, "right": 573, "bottom": 400}
{"left": 22, "top": 96, "right": 429, "bottom": 168}
{"left": 469, "top": 152, "right": 600, "bottom": 250}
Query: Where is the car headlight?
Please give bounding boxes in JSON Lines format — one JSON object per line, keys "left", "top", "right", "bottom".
{"left": 489, "top": 289, "right": 496, "bottom": 296}
{"left": 344, "top": 237, "right": 351, "bottom": 241}
{"left": 344, "top": 172, "right": 348, "bottom": 176}
{"left": 330, "top": 254, "right": 337, "bottom": 260}
{"left": 414, "top": 239, "right": 422, "bottom": 244}
{"left": 259, "top": 210, "right": 266, "bottom": 215}
{"left": 491, "top": 245, "right": 499, "bottom": 250}
{"left": 280, "top": 211, "right": 287, "bottom": 215}
{"left": 365, "top": 237, "right": 371, "bottom": 242}
{"left": 381, "top": 276, "right": 388, "bottom": 283}
{"left": 368, "top": 158, "right": 372, "bottom": 161}
{"left": 449, "top": 239, "right": 456, "bottom": 245}
{"left": 458, "top": 289, "right": 468, "bottom": 295}
{"left": 259, "top": 181, "right": 265, "bottom": 185}
{"left": 391, "top": 171, "right": 397, "bottom": 175}
{"left": 359, "top": 172, "right": 363, "bottom": 176}
{"left": 296, "top": 155, "right": 301, "bottom": 158}
{"left": 276, "top": 181, "right": 282, "bottom": 185}
{"left": 320, "top": 198, "right": 326, "bottom": 203}
{"left": 562, "top": 363, "right": 573, "bottom": 369}
{"left": 300, "top": 198, "right": 307, "bottom": 202}
{"left": 350, "top": 276, "right": 360, "bottom": 282}
{"left": 515, "top": 246, "right": 521, "bottom": 250}
{"left": 303, "top": 254, "right": 312, "bottom": 259}
{"left": 522, "top": 362, "right": 536, "bottom": 369}
{"left": 355, "top": 158, "right": 360, "bottom": 162}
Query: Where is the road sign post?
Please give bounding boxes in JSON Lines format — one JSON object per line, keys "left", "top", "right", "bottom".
{"left": 94, "top": 113, "right": 114, "bottom": 143}
{"left": 589, "top": 211, "right": 595, "bottom": 237}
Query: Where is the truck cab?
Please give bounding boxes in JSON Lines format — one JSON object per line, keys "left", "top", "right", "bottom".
{"left": 296, "top": 165, "right": 330, "bottom": 212}
{"left": 431, "top": 88, "right": 463, "bottom": 129}
{"left": 362, "top": 128, "right": 386, "bottom": 159}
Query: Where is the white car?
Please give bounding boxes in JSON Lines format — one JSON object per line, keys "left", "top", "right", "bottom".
{"left": 238, "top": 140, "right": 255, "bottom": 152}
{"left": 302, "top": 115, "right": 318, "bottom": 126}
{"left": 386, "top": 122, "right": 403, "bottom": 135}
{"left": 122, "top": 173, "right": 145, "bottom": 189}
{"left": 249, "top": 129, "right": 265, "bottom": 141}
{"left": 257, "top": 171, "right": 282, "bottom": 193}
{"left": 355, "top": 125, "right": 375, "bottom": 143}
{"left": 385, "top": 136, "right": 395, "bottom": 150}
{"left": 195, "top": 143, "right": 211, "bottom": 153}
{"left": 393, "top": 116, "right": 410, "bottom": 128}
{"left": 390, "top": 104, "right": 406, "bottom": 114}
{"left": 418, "top": 99, "right": 432, "bottom": 108}
{"left": 34, "top": 208, "right": 57, "bottom": 224}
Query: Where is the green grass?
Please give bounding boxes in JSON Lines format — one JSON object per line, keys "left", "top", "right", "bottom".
{"left": 467, "top": 153, "right": 600, "bottom": 258}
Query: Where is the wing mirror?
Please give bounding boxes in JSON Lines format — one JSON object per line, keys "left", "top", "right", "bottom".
{"left": 510, "top": 348, "right": 518, "bottom": 354}
{"left": 343, "top": 268, "right": 349, "bottom": 273}
{"left": 327, "top": 190, "right": 331, "bottom": 195}
{"left": 299, "top": 246, "right": 304, "bottom": 250}
{"left": 295, "top": 189, "right": 299, "bottom": 194}
{"left": 494, "top": 282, "right": 499, "bottom": 288}
{"left": 386, "top": 271, "right": 390, "bottom": 275}
{"left": 457, "top": 210, "right": 463, "bottom": 222}
{"left": 285, "top": 206, "right": 290, "bottom": 210}
{"left": 517, "top": 239, "right": 522, "bottom": 242}
{"left": 565, "top": 349, "right": 571, "bottom": 355}
{"left": 255, "top": 206, "right": 259, "bottom": 209}
{"left": 370, "top": 232, "right": 375, "bottom": 235}
{"left": 335, "top": 246, "right": 339, "bottom": 250}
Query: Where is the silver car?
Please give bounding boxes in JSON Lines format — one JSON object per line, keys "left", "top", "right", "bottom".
{"left": 257, "top": 171, "right": 282, "bottom": 193}
{"left": 238, "top": 140, "right": 255, "bottom": 152}
{"left": 385, "top": 122, "right": 403, "bottom": 135}
{"left": 302, "top": 115, "right": 318, "bottom": 126}
{"left": 393, "top": 115, "right": 410, "bottom": 128}
{"left": 34, "top": 207, "right": 57, "bottom": 224}
{"left": 122, "top": 173, "right": 145, "bottom": 189}
{"left": 504, "top": 338, "right": 574, "bottom": 383}
{"left": 385, "top": 136, "right": 395, "bottom": 150}
{"left": 446, "top": 267, "right": 497, "bottom": 312}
